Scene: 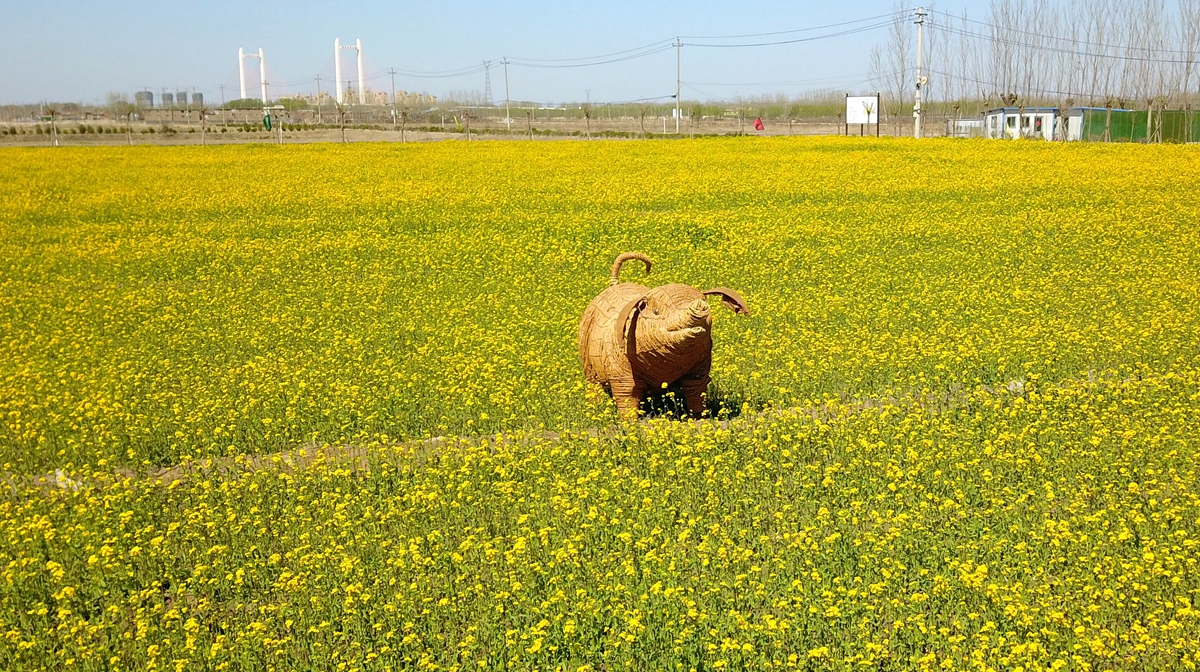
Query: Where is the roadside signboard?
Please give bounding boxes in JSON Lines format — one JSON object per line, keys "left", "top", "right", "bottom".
{"left": 846, "top": 95, "right": 879, "bottom": 125}
{"left": 844, "top": 94, "right": 881, "bottom": 136}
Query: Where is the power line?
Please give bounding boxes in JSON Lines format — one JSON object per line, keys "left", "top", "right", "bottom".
{"left": 589, "top": 93, "right": 677, "bottom": 106}
{"left": 927, "top": 8, "right": 1199, "bottom": 58}
{"left": 325, "top": 12, "right": 909, "bottom": 79}
{"left": 924, "top": 67, "right": 1078, "bottom": 99}
{"left": 393, "top": 64, "right": 489, "bottom": 78}
{"left": 508, "top": 38, "right": 676, "bottom": 63}
{"left": 932, "top": 21, "right": 1198, "bottom": 65}
{"left": 682, "top": 20, "right": 897, "bottom": 48}
{"left": 684, "top": 72, "right": 877, "bottom": 87}
{"left": 679, "top": 10, "right": 909, "bottom": 40}
{"left": 506, "top": 44, "right": 676, "bottom": 69}
{"left": 201, "top": 10, "right": 913, "bottom": 97}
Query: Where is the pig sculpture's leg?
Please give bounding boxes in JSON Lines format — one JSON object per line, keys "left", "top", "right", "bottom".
{"left": 611, "top": 378, "right": 644, "bottom": 420}
{"left": 679, "top": 375, "right": 710, "bottom": 418}
{"left": 678, "top": 356, "right": 713, "bottom": 419}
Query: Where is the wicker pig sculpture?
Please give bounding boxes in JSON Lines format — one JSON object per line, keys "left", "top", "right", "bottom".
{"left": 578, "top": 252, "right": 750, "bottom": 419}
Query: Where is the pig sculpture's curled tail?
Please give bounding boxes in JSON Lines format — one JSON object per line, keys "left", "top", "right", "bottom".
{"left": 610, "top": 252, "right": 652, "bottom": 285}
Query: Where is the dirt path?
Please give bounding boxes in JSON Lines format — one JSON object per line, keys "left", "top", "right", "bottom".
{"left": 0, "top": 118, "right": 873, "bottom": 148}
{"left": 7, "top": 373, "right": 1076, "bottom": 494}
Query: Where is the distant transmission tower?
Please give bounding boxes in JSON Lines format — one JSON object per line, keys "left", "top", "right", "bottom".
{"left": 483, "top": 60, "right": 493, "bottom": 106}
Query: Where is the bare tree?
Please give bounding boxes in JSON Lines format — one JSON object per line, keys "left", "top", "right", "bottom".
{"left": 124, "top": 108, "right": 136, "bottom": 146}
{"left": 962, "top": 11, "right": 992, "bottom": 112}
{"left": 1139, "top": 0, "right": 1171, "bottom": 141}
{"left": 106, "top": 93, "right": 137, "bottom": 146}
{"left": 900, "top": 0, "right": 1200, "bottom": 143}
{"left": 445, "top": 90, "right": 485, "bottom": 107}
{"left": 988, "top": 0, "right": 1016, "bottom": 105}
{"left": 1052, "top": 9, "right": 1083, "bottom": 111}
{"left": 1182, "top": 0, "right": 1200, "bottom": 139}
{"left": 335, "top": 102, "right": 347, "bottom": 143}
{"left": 199, "top": 104, "right": 210, "bottom": 146}
{"left": 923, "top": 6, "right": 941, "bottom": 128}
{"left": 869, "top": 1, "right": 913, "bottom": 134}
{"left": 1022, "top": 0, "right": 1053, "bottom": 109}
{"left": 1118, "top": 1, "right": 1145, "bottom": 108}
{"left": 1092, "top": 0, "right": 1121, "bottom": 106}
{"left": 46, "top": 105, "right": 60, "bottom": 147}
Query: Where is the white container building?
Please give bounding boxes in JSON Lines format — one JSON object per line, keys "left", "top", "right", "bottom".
{"left": 984, "top": 107, "right": 1059, "bottom": 140}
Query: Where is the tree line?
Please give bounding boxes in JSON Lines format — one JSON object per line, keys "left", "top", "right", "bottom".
{"left": 870, "top": 0, "right": 1200, "bottom": 131}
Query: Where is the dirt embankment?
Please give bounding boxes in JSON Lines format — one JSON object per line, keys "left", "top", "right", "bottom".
{"left": 0, "top": 117, "right": 883, "bottom": 147}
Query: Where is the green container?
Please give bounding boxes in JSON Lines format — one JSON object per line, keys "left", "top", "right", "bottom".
{"left": 1079, "top": 108, "right": 1200, "bottom": 143}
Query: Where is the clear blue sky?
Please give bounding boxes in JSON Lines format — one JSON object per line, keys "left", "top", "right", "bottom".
{"left": 2, "top": 1, "right": 984, "bottom": 105}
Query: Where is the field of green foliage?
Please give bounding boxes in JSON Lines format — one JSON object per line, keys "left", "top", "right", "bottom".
{"left": 1, "top": 138, "right": 1199, "bottom": 670}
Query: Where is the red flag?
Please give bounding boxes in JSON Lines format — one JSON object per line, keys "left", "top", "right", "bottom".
{"left": 753, "top": 117, "right": 765, "bottom": 131}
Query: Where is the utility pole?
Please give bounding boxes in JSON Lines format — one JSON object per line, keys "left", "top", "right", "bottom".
{"left": 315, "top": 75, "right": 322, "bottom": 124}
{"left": 388, "top": 68, "right": 397, "bottom": 130}
{"left": 502, "top": 57, "right": 511, "bottom": 133}
{"left": 356, "top": 39, "right": 365, "bottom": 105}
{"left": 259, "top": 48, "right": 268, "bottom": 104}
{"left": 675, "top": 38, "right": 682, "bottom": 134}
{"left": 219, "top": 84, "right": 226, "bottom": 125}
{"left": 914, "top": 6, "right": 927, "bottom": 138}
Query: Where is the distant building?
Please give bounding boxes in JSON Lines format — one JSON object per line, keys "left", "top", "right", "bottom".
{"left": 161, "top": 92, "right": 174, "bottom": 107}
{"left": 1064, "top": 107, "right": 1200, "bottom": 142}
{"left": 946, "top": 118, "right": 984, "bottom": 138}
{"left": 396, "top": 91, "right": 437, "bottom": 107}
{"left": 135, "top": 91, "right": 154, "bottom": 108}
{"left": 176, "top": 92, "right": 189, "bottom": 108}
{"left": 289, "top": 89, "right": 436, "bottom": 108}
{"left": 984, "top": 107, "right": 1058, "bottom": 141}
{"left": 192, "top": 92, "right": 204, "bottom": 107}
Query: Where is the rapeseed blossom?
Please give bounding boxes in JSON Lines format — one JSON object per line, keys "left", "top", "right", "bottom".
{"left": 1, "top": 138, "right": 1198, "bottom": 670}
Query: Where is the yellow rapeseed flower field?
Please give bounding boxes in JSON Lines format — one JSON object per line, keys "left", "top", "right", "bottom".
{"left": 1, "top": 138, "right": 1199, "bottom": 670}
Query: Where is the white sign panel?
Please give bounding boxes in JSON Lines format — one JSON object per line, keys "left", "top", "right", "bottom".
{"left": 846, "top": 96, "right": 879, "bottom": 125}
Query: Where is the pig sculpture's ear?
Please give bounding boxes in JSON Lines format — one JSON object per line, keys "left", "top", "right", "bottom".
{"left": 702, "top": 288, "right": 750, "bottom": 316}
{"left": 615, "top": 296, "right": 647, "bottom": 357}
